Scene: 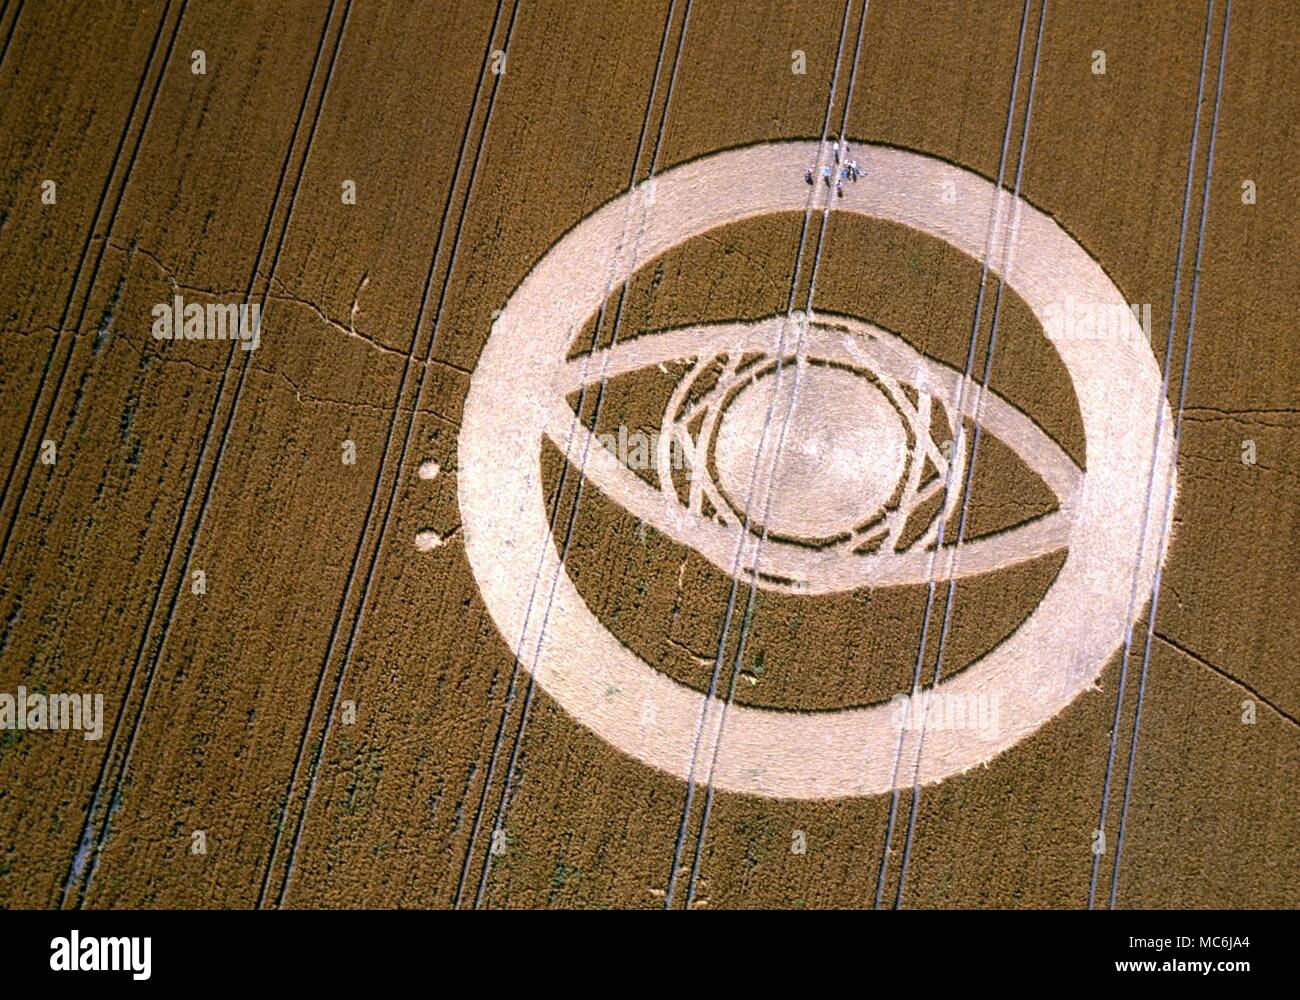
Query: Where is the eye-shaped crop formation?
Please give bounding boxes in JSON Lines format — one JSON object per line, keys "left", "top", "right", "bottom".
{"left": 459, "top": 141, "right": 1176, "bottom": 798}
{"left": 558, "top": 312, "right": 1084, "bottom": 596}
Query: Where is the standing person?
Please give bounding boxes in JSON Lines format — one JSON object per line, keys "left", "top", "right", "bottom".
{"left": 836, "top": 177, "right": 844, "bottom": 197}
{"left": 805, "top": 166, "right": 814, "bottom": 185}
{"left": 822, "top": 165, "right": 831, "bottom": 185}
{"left": 832, "top": 139, "right": 839, "bottom": 164}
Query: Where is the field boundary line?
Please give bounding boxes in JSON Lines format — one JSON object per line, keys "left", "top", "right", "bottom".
{"left": 1154, "top": 631, "right": 1299, "bottom": 730}
{"left": 61, "top": 0, "right": 348, "bottom": 908}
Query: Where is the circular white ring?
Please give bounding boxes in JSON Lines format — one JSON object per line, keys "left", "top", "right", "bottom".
{"left": 458, "top": 141, "right": 1176, "bottom": 799}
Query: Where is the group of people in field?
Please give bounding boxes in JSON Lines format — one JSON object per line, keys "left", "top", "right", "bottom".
{"left": 803, "top": 136, "right": 863, "bottom": 196}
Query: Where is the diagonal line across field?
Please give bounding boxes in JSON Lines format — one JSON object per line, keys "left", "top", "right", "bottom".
{"left": 61, "top": 0, "right": 351, "bottom": 909}
{"left": 0, "top": 0, "right": 24, "bottom": 80}
{"left": 265, "top": 0, "right": 523, "bottom": 909}
{"left": 1086, "top": 0, "right": 1220, "bottom": 912}
{"left": 674, "top": 0, "right": 870, "bottom": 911}
{"left": 456, "top": 0, "right": 694, "bottom": 911}
{"left": 0, "top": 0, "right": 178, "bottom": 579}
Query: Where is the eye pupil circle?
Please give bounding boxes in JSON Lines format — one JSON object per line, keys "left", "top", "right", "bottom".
{"left": 714, "top": 363, "right": 908, "bottom": 541}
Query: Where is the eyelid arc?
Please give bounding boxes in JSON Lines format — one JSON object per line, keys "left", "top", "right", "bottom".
{"left": 551, "top": 314, "right": 1083, "bottom": 594}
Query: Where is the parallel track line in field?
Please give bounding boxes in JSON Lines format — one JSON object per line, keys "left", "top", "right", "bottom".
{"left": 891, "top": 0, "right": 1049, "bottom": 909}
{"left": 268, "top": 0, "right": 521, "bottom": 909}
{"left": 1106, "top": 0, "right": 1231, "bottom": 911}
{"left": 62, "top": 0, "right": 349, "bottom": 908}
{"left": 680, "top": 0, "right": 874, "bottom": 910}
{"left": 0, "top": 0, "right": 26, "bottom": 79}
{"left": 0, "top": 0, "right": 175, "bottom": 570}
{"left": 455, "top": 0, "right": 690, "bottom": 911}
{"left": 1086, "top": 0, "right": 1218, "bottom": 911}
{"left": 660, "top": 0, "right": 857, "bottom": 911}
{"left": 866, "top": 0, "right": 1035, "bottom": 910}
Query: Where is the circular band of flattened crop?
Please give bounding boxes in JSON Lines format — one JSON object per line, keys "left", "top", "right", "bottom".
{"left": 458, "top": 141, "right": 1176, "bottom": 799}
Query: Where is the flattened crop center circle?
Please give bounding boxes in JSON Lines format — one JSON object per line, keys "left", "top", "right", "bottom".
{"left": 458, "top": 141, "right": 1175, "bottom": 799}
{"left": 713, "top": 365, "right": 907, "bottom": 539}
